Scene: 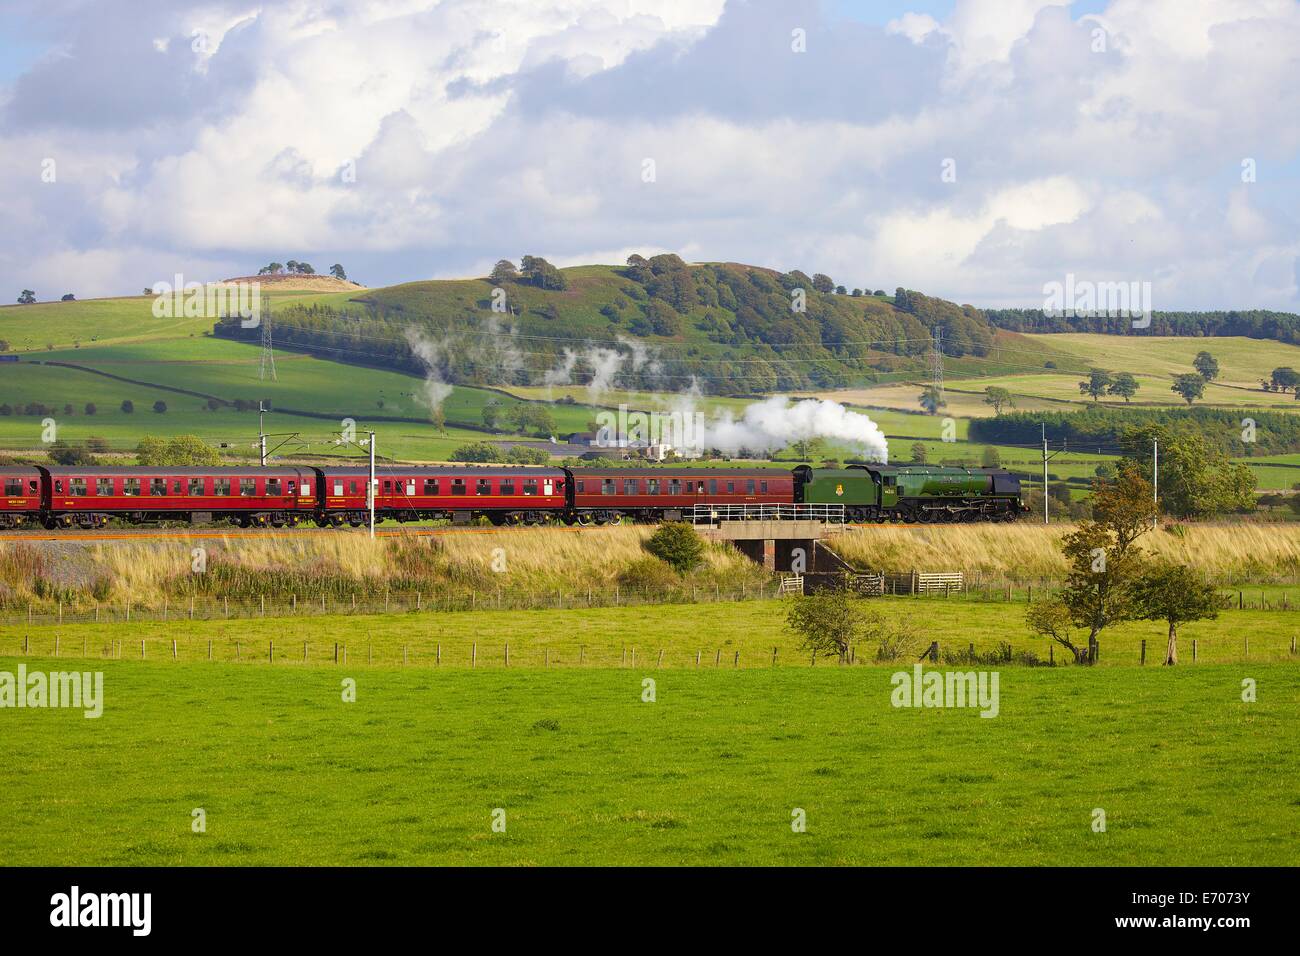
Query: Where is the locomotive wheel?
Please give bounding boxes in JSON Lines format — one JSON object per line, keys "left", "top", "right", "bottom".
{"left": 575, "top": 513, "right": 592, "bottom": 527}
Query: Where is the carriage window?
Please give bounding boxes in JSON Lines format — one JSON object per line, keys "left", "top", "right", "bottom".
{"left": 151, "top": 478, "right": 167, "bottom": 496}
{"left": 697, "top": 482, "right": 706, "bottom": 494}
{"left": 239, "top": 478, "right": 255, "bottom": 496}
{"left": 423, "top": 478, "right": 437, "bottom": 494}
{"left": 214, "top": 478, "right": 231, "bottom": 496}
{"left": 124, "top": 478, "right": 140, "bottom": 496}
{"left": 54, "top": 479, "right": 64, "bottom": 494}
{"left": 267, "top": 478, "right": 282, "bottom": 495}
{"left": 383, "top": 479, "right": 392, "bottom": 493}
{"left": 3, "top": 479, "right": 20, "bottom": 495}
{"left": 647, "top": 478, "right": 659, "bottom": 495}
{"left": 709, "top": 479, "right": 717, "bottom": 494}
{"left": 451, "top": 479, "right": 466, "bottom": 496}
{"left": 94, "top": 478, "right": 110, "bottom": 496}
{"left": 523, "top": 480, "right": 538, "bottom": 496}
{"left": 499, "top": 479, "right": 515, "bottom": 496}
{"left": 29, "top": 479, "right": 38, "bottom": 494}
{"left": 575, "top": 480, "right": 585, "bottom": 493}
{"left": 349, "top": 481, "right": 359, "bottom": 494}
{"left": 727, "top": 481, "right": 735, "bottom": 493}
{"left": 760, "top": 480, "right": 768, "bottom": 493}
{"left": 70, "top": 478, "right": 87, "bottom": 496}
{"left": 477, "top": 479, "right": 491, "bottom": 496}
{"left": 602, "top": 479, "right": 616, "bottom": 496}
{"left": 287, "top": 480, "right": 296, "bottom": 495}
{"left": 172, "top": 479, "right": 184, "bottom": 495}
{"left": 746, "top": 480, "right": 756, "bottom": 494}
{"left": 669, "top": 479, "right": 681, "bottom": 494}
{"left": 189, "top": 478, "right": 204, "bottom": 495}
{"left": 623, "top": 479, "right": 638, "bottom": 495}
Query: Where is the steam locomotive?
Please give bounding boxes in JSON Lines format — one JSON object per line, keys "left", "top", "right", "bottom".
{"left": 1, "top": 462, "right": 1025, "bottom": 530}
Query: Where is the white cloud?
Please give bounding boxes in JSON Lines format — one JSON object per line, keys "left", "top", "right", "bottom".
{"left": 0, "top": 0, "right": 1297, "bottom": 314}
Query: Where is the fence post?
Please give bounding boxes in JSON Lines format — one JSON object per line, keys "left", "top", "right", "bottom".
{"left": 657, "top": 648, "right": 664, "bottom": 668}
{"left": 579, "top": 645, "right": 585, "bottom": 665}
{"left": 141, "top": 639, "right": 145, "bottom": 660}
{"left": 334, "top": 642, "right": 338, "bottom": 663}
{"left": 544, "top": 648, "right": 549, "bottom": 668}
{"left": 367, "top": 643, "right": 372, "bottom": 665}
{"left": 1244, "top": 636, "right": 1249, "bottom": 659}
{"left": 304, "top": 640, "right": 308, "bottom": 662}
{"left": 172, "top": 639, "right": 177, "bottom": 661}
{"left": 695, "top": 650, "right": 700, "bottom": 668}
{"left": 1192, "top": 639, "right": 1197, "bottom": 663}
{"left": 471, "top": 642, "right": 476, "bottom": 668}
{"left": 208, "top": 640, "right": 212, "bottom": 661}
{"left": 1140, "top": 639, "right": 1146, "bottom": 665}
{"left": 269, "top": 640, "right": 274, "bottom": 663}
{"left": 436, "top": 643, "right": 441, "bottom": 666}
{"left": 772, "top": 647, "right": 778, "bottom": 667}
{"left": 403, "top": 645, "right": 407, "bottom": 665}
{"left": 54, "top": 635, "right": 59, "bottom": 657}
{"left": 715, "top": 649, "right": 721, "bottom": 667}
{"left": 733, "top": 650, "right": 739, "bottom": 668}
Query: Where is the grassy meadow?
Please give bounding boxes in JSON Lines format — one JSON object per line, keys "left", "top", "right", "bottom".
{"left": 0, "top": 654, "right": 1295, "bottom": 866}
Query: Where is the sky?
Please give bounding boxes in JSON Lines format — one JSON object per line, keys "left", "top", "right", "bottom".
{"left": 1, "top": 0, "right": 1298, "bottom": 310}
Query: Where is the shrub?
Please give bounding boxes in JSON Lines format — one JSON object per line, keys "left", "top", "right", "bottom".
{"left": 644, "top": 522, "right": 704, "bottom": 572}
{"left": 617, "top": 556, "right": 680, "bottom": 591}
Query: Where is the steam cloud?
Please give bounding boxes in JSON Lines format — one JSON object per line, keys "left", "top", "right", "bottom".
{"left": 404, "top": 329, "right": 454, "bottom": 411}
{"left": 693, "top": 395, "right": 889, "bottom": 462}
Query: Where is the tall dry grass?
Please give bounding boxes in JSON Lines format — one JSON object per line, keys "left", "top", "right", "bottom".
{"left": 831, "top": 522, "right": 1300, "bottom": 582}
{"left": 2, "top": 526, "right": 767, "bottom": 610}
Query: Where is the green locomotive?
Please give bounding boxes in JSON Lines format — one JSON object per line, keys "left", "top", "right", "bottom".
{"left": 794, "top": 464, "right": 1026, "bottom": 523}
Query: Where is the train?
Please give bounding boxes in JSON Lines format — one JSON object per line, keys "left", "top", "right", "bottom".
{"left": 1, "top": 462, "right": 1026, "bottom": 530}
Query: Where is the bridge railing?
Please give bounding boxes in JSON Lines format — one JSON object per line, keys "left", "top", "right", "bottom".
{"left": 691, "top": 503, "right": 847, "bottom": 524}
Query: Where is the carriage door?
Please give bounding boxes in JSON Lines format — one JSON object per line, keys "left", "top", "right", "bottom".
{"left": 543, "top": 478, "right": 554, "bottom": 497}
{"left": 406, "top": 479, "right": 416, "bottom": 498}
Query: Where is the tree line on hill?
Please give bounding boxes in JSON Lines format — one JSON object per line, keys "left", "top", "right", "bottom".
{"left": 986, "top": 306, "right": 1300, "bottom": 344}
{"left": 970, "top": 406, "right": 1300, "bottom": 458}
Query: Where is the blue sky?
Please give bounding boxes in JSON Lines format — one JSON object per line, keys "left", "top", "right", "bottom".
{"left": 0, "top": 0, "right": 1297, "bottom": 310}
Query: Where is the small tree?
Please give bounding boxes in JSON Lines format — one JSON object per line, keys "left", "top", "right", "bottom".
{"left": 1078, "top": 368, "right": 1113, "bottom": 401}
{"left": 1130, "top": 562, "right": 1225, "bottom": 665}
{"left": 918, "top": 385, "right": 945, "bottom": 415}
{"left": 152, "top": 400, "right": 167, "bottom": 414}
{"left": 1193, "top": 351, "right": 1219, "bottom": 382}
{"left": 61, "top": 293, "right": 75, "bottom": 302}
{"left": 329, "top": 263, "right": 348, "bottom": 281}
{"left": 1058, "top": 465, "right": 1158, "bottom": 649}
{"left": 489, "top": 259, "right": 518, "bottom": 283}
{"left": 84, "top": 403, "right": 96, "bottom": 415}
{"left": 120, "top": 400, "right": 134, "bottom": 414}
{"left": 910, "top": 441, "right": 928, "bottom": 463}
{"left": 1108, "top": 372, "right": 1139, "bottom": 402}
{"left": 644, "top": 522, "right": 705, "bottom": 573}
{"left": 983, "top": 386, "right": 1014, "bottom": 415}
{"left": 981, "top": 446, "right": 1001, "bottom": 468}
{"left": 785, "top": 590, "right": 881, "bottom": 664}
{"left": 1025, "top": 597, "right": 1087, "bottom": 663}
{"left": 17, "top": 290, "right": 36, "bottom": 304}
{"left": 1171, "top": 373, "right": 1205, "bottom": 405}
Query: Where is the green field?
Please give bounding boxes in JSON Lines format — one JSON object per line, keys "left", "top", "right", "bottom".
{"left": 0, "top": 653, "right": 1294, "bottom": 865}
{"left": 2, "top": 595, "right": 1296, "bottom": 865}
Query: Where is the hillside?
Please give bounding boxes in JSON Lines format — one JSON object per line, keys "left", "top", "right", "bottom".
{"left": 212, "top": 255, "right": 1066, "bottom": 396}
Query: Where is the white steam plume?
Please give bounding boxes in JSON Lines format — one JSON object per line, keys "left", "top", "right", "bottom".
{"left": 694, "top": 395, "right": 889, "bottom": 462}
{"left": 404, "top": 328, "right": 454, "bottom": 411}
